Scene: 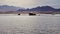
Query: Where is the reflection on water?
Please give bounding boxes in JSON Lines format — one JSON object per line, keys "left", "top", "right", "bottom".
{"left": 0, "top": 14, "right": 60, "bottom": 34}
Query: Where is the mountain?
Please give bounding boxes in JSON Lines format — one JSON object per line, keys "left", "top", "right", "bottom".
{"left": 30, "top": 6, "right": 55, "bottom": 11}
{"left": 0, "top": 5, "right": 60, "bottom": 12}
{"left": 0, "top": 5, "right": 22, "bottom": 11}
{"left": 17, "top": 8, "right": 25, "bottom": 11}
{"left": 17, "top": 6, "right": 60, "bottom": 12}
{"left": 54, "top": 9, "right": 60, "bottom": 12}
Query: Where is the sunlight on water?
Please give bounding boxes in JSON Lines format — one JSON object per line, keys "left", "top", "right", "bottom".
{"left": 0, "top": 14, "right": 60, "bottom": 34}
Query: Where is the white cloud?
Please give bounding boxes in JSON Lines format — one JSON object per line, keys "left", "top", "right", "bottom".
{"left": 0, "top": 0, "right": 60, "bottom": 8}
{"left": 0, "top": 0, "right": 36, "bottom": 8}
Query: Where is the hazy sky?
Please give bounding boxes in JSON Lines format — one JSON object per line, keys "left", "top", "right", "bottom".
{"left": 0, "top": 0, "right": 60, "bottom": 8}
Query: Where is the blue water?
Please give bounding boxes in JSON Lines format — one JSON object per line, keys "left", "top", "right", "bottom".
{"left": 0, "top": 14, "right": 60, "bottom": 34}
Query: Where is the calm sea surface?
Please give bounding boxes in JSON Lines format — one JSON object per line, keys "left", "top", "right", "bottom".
{"left": 0, "top": 14, "right": 60, "bottom": 34}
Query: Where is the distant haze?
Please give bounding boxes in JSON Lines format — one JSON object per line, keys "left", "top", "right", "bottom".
{"left": 0, "top": 0, "right": 60, "bottom": 9}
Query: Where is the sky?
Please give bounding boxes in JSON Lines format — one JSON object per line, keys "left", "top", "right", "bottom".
{"left": 0, "top": 0, "right": 60, "bottom": 9}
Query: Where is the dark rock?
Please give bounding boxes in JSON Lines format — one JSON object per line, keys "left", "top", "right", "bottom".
{"left": 29, "top": 13, "right": 36, "bottom": 16}
{"left": 18, "top": 14, "right": 20, "bottom": 15}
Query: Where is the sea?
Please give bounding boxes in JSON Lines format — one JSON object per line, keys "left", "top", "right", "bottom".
{"left": 0, "top": 14, "right": 60, "bottom": 34}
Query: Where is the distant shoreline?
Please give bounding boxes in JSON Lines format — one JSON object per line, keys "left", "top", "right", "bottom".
{"left": 0, "top": 11, "right": 60, "bottom": 14}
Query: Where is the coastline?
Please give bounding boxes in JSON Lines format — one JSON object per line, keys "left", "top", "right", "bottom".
{"left": 0, "top": 11, "right": 60, "bottom": 14}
